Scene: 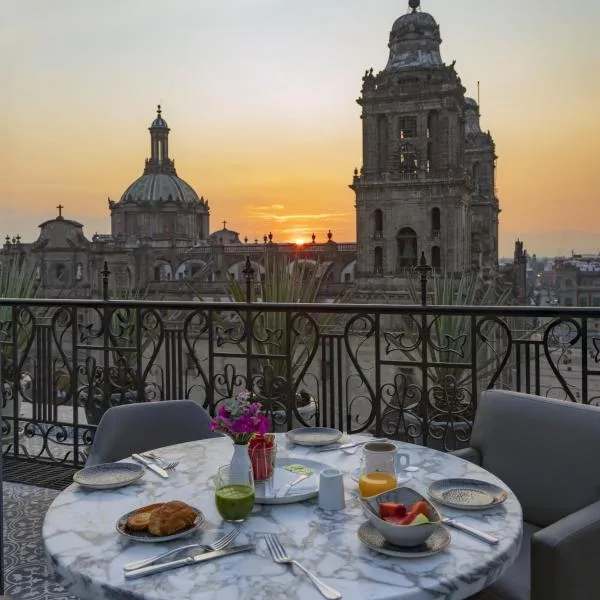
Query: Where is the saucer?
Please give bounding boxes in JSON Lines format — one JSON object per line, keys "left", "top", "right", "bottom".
{"left": 73, "top": 462, "right": 144, "bottom": 490}
{"left": 428, "top": 478, "right": 508, "bottom": 510}
{"left": 358, "top": 521, "right": 451, "bottom": 557}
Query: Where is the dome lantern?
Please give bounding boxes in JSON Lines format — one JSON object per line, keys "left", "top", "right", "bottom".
{"left": 386, "top": 2, "right": 442, "bottom": 71}
{"left": 145, "top": 105, "right": 176, "bottom": 176}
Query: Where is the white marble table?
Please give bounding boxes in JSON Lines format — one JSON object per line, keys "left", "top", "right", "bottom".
{"left": 43, "top": 435, "right": 522, "bottom": 600}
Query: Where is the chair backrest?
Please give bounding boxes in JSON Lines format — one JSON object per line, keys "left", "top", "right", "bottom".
{"left": 471, "top": 390, "right": 600, "bottom": 527}
{"left": 86, "top": 400, "right": 222, "bottom": 466}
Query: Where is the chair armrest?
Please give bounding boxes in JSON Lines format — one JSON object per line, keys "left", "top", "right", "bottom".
{"left": 531, "top": 499, "right": 600, "bottom": 600}
{"left": 452, "top": 447, "right": 482, "bottom": 465}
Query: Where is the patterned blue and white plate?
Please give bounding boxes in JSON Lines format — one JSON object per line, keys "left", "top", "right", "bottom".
{"left": 73, "top": 462, "right": 144, "bottom": 490}
{"left": 428, "top": 478, "right": 508, "bottom": 510}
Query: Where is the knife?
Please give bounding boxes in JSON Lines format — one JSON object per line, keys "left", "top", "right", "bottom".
{"left": 131, "top": 453, "right": 169, "bottom": 478}
{"left": 441, "top": 517, "right": 499, "bottom": 545}
{"left": 124, "top": 544, "right": 255, "bottom": 579}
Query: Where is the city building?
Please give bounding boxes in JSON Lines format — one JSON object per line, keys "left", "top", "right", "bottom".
{"left": 2, "top": 1, "right": 508, "bottom": 302}
{"left": 352, "top": 0, "right": 499, "bottom": 285}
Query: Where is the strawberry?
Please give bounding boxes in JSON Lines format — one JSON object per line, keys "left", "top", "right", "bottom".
{"left": 379, "top": 502, "right": 402, "bottom": 518}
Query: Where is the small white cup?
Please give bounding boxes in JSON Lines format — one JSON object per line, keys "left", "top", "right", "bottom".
{"left": 318, "top": 468, "right": 345, "bottom": 511}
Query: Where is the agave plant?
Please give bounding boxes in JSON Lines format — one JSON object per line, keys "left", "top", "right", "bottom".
{"left": 0, "top": 254, "right": 39, "bottom": 365}
{"left": 227, "top": 253, "right": 328, "bottom": 396}
{"left": 407, "top": 272, "right": 511, "bottom": 387}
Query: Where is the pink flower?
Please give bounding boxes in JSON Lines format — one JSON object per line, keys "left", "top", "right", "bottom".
{"left": 210, "top": 390, "right": 269, "bottom": 443}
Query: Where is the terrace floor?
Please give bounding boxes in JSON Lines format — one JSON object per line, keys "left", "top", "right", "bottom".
{"left": 3, "top": 478, "right": 76, "bottom": 600}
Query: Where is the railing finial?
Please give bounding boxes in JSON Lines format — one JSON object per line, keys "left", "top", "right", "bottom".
{"left": 415, "top": 251, "right": 432, "bottom": 306}
{"left": 242, "top": 255, "right": 255, "bottom": 303}
{"left": 101, "top": 261, "right": 111, "bottom": 300}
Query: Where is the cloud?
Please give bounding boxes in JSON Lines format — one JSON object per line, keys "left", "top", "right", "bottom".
{"left": 249, "top": 204, "right": 285, "bottom": 211}
{"left": 249, "top": 211, "right": 351, "bottom": 223}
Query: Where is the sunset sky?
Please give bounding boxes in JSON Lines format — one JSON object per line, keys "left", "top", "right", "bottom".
{"left": 2, "top": 0, "right": 599, "bottom": 257}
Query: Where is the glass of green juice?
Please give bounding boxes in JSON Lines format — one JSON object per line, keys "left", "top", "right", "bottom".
{"left": 215, "top": 464, "right": 255, "bottom": 522}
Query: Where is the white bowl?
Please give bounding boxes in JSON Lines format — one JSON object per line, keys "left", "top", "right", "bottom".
{"left": 360, "top": 486, "right": 441, "bottom": 547}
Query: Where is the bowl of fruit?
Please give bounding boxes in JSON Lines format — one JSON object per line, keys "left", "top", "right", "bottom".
{"left": 360, "top": 486, "right": 441, "bottom": 547}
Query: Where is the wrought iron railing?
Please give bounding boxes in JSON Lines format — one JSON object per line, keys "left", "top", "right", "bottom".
{"left": 1, "top": 287, "right": 599, "bottom": 467}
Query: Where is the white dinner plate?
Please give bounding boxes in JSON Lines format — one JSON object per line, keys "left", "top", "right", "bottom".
{"left": 73, "top": 462, "right": 144, "bottom": 490}
{"left": 286, "top": 427, "right": 343, "bottom": 447}
{"left": 116, "top": 505, "right": 205, "bottom": 543}
{"left": 254, "top": 458, "right": 327, "bottom": 504}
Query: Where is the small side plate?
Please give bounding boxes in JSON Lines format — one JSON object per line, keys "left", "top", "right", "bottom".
{"left": 73, "top": 462, "right": 144, "bottom": 490}
{"left": 116, "top": 506, "right": 205, "bottom": 543}
{"left": 255, "top": 458, "right": 325, "bottom": 504}
{"left": 286, "top": 427, "right": 343, "bottom": 447}
{"left": 358, "top": 521, "right": 451, "bottom": 558}
{"left": 428, "top": 478, "right": 508, "bottom": 510}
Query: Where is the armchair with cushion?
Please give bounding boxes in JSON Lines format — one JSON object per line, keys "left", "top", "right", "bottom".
{"left": 456, "top": 390, "right": 600, "bottom": 600}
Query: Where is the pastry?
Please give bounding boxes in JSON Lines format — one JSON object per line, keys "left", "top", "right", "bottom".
{"left": 126, "top": 503, "right": 165, "bottom": 532}
{"left": 148, "top": 501, "right": 197, "bottom": 536}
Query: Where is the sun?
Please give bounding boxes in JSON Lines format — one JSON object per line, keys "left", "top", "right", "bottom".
{"left": 295, "top": 238, "right": 305, "bottom": 246}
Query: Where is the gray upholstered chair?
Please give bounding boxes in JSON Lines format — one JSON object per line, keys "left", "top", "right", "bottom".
{"left": 86, "top": 400, "right": 222, "bottom": 466}
{"left": 457, "top": 390, "right": 600, "bottom": 600}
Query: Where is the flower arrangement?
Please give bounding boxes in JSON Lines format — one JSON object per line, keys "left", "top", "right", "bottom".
{"left": 210, "top": 390, "right": 269, "bottom": 445}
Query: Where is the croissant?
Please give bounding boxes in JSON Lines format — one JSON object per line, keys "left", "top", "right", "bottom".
{"left": 148, "top": 501, "right": 197, "bottom": 536}
{"left": 126, "top": 503, "right": 165, "bottom": 532}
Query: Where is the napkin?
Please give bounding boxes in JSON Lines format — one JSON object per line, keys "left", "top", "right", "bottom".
{"left": 268, "top": 467, "right": 318, "bottom": 497}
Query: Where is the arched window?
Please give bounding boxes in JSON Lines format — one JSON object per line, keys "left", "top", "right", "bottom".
{"left": 431, "top": 207, "right": 441, "bottom": 235}
{"left": 374, "top": 247, "right": 384, "bottom": 275}
{"left": 432, "top": 246, "right": 441, "bottom": 269}
{"left": 396, "top": 228, "right": 418, "bottom": 269}
{"left": 373, "top": 209, "right": 383, "bottom": 238}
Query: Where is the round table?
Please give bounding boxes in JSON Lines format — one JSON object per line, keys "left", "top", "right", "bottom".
{"left": 43, "top": 435, "right": 522, "bottom": 600}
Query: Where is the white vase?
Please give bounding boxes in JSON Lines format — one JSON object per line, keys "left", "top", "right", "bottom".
{"left": 230, "top": 443, "right": 251, "bottom": 478}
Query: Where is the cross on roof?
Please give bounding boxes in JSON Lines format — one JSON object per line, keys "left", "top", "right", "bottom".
{"left": 57, "top": 204, "right": 64, "bottom": 218}
{"left": 223, "top": 220, "right": 227, "bottom": 229}
{"left": 157, "top": 104, "right": 162, "bottom": 117}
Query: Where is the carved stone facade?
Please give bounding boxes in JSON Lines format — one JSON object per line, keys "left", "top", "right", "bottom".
{"left": 352, "top": 1, "right": 499, "bottom": 284}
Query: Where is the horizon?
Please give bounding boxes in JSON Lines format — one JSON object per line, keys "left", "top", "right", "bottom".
{"left": 3, "top": 0, "right": 599, "bottom": 258}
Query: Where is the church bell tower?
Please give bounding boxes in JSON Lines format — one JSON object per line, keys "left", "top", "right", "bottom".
{"left": 352, "top": 0, "right": 475, "bottom": 279}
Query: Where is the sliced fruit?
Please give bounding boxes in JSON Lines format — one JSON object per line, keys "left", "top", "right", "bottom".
{"left": 411, "top": 513, "right": 430, "bottom": 525}
{"left": 394, "top": 503, "right": 407, "bottom": 518}
{"left": 378, "top": 502, "right": 404, "bottom": 518}
{"left": 398, "top": 512, "right": 417, "bottom": 525}
{"left": 383, "top": 515, "right": 406, "bottom": 524}
{"left": 409, "top": 500, "right": 429, "bottom": 517}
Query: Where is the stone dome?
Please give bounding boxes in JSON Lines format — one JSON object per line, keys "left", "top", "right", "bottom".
{"left": 119, "top": 173, "right": 204, "bottom": 206}
{"left": 386, "top": 2, "right": 443, "bottom": 71}
{"left": 464, "top": 97, "right": 482, "bottom": 136}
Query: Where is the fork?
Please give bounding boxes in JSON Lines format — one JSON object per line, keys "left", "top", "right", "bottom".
{"left": 124, "top": 528, "right": 240, "bottom": 571}
{"left": 141, "top": 452, "right": 179, "bottom": 470}
{"left": 264, "top": 534, "right": 342, "bottom": 599}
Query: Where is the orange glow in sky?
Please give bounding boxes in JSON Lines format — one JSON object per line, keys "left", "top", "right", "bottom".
{"left": 2, "top": 0, "right": 599, "bottom": 256}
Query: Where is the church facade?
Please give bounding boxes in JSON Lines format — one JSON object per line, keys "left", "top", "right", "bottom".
{"left": 352, "top": 0, "right": 499, "bottom": 286}
{"left": 2, "top": 1, "right": 501, "bottom": 300}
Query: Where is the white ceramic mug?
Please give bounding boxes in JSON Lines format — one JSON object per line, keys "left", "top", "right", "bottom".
{"left": 318, "top": 468, "right": 345, "bottom": 511}
{"left": 362, "top": 441, "right": 410, "bottom": 475}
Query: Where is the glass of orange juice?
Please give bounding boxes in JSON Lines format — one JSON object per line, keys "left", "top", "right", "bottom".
{"left": 358, "top": 442, "right": 398, "bottom": 498}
